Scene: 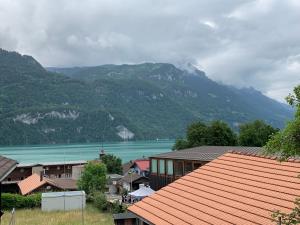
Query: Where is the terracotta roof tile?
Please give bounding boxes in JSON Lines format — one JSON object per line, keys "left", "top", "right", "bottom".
{"left": 18, "top": 173, "right": 46, "bottom": 195}
{"left": 129, "top": 152, "right": 300, "bottom": 225}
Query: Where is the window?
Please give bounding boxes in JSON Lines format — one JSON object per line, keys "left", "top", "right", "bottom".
{"left": 174, "top": 161, "right": 183, "bottom": 176}
{"left": 167, "top": 160, "right": 173, "bottom": 175}
{"left": 159, "top": 160, "right": 165, "bottom": 175}
{"left": 184, "top": 162, "right": 193, "bottom": 174}
{"left": 151, "top": 159, "right": 157, "bottom": 173}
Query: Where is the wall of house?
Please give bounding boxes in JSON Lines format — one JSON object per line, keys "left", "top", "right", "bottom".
{"left": 5, "top": 163, "right": 86, "bottom": 182}
{"left": 5, "top": 167, "right": 32, "bottom": 181}
{"left": 149, "top": 157, "right": 207, "bottom": 190}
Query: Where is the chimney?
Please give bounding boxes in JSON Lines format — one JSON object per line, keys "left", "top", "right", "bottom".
{"left": 40, "top": 171, "right": 43, "bottom": 182}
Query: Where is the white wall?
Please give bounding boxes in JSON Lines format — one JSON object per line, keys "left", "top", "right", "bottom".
{"left": 42, "top": 192, "right": 86, "bottom": 211}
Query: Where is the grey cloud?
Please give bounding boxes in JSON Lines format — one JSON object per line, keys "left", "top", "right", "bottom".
{"left": 0, "top": 0, "right": 299, "bottom": 102}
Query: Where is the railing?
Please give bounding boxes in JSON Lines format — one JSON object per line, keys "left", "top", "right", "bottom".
{"left": 8, "top": 208, "right": 15, "bottom": 225}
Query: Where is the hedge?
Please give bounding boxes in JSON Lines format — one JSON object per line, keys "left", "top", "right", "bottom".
{"left": 1, "top": 193, "right": 41, "bottom": 210}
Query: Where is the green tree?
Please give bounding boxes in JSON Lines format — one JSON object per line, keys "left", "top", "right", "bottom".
{"left": 173, "top": 120, "right": 237, "bottom": 150}
{"left": 101, "top": 154, "right": 122, "bottom": 174}
{"left": 186, "top": 122, "right": 208, "bottom": 147}
{"left": 265, "top": 85, "right": 300, "bottom": 224}
{"left": 239, "top": 120, "right": 278, "bottom": 147}
{"left": 78, "top": 162, "right": 107, "bottom": 195}
{"left": 206, "top": 120, "right": 237, "bottom": 146}
{"left": 172, "top": 138, "right": 190, "bottom": 150}
{"left": 265, "top": 85, "right": 300, "bottom": 159}
{"left": 93, "top": 191, "right": 108, "bottom": 211}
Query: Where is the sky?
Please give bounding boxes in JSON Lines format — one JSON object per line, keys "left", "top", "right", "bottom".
{"left": 0, "top": 0, "right": 299, "bottom": 102}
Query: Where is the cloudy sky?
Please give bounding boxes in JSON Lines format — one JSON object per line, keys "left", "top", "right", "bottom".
{"left": 0, "top": 0, "right": 299, "bottom": 102}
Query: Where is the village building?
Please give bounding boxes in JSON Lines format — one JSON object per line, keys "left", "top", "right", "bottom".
{"left": 0, "top": 156, "right": 18, "bottom": 217}
{"left": 113, "top": 212, "right": 137, "bottom": 225}
{"left": 119, "top": 173, "right": 149, "bottom": 192}
{"left": 18, "top": 173, "right": 77, "bottom": 195}
{"left": 5, "top": 160, "right": 87, "bottom": 182}
{"left": 131, "top": 159, "right": 150, "bottom": 177}
{"left": 149, "top": 146, "right": 262, "bottom": 190}
{"left": 126, "top": 151, "right": 300, "bottom": 225}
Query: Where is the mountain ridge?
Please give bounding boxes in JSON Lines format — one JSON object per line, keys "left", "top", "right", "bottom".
{"left": 0, "top": 49, "right": 293, "bottom": 145}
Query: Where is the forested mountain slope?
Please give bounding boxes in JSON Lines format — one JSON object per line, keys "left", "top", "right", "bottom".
{"left": 0, "top": 49, "right": 293, "bottom": 145}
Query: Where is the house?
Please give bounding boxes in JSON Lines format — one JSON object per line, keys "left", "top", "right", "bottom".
{"left": 5, "top": 160, "right": 87, "bottom": 182}
{"left": 128, "top": 151, "right": 300, "bottom": 225}
{"left": 18, "top": 173, "right": 77, "bottom": 195}
{"left": 107, "top": 174, "right": 123, "bottom": 194}
{"left": 0, "top": 156, "right": 18, "bottom": 217}
{"left": 119, "top": 173, "right": 149, "bottom": 192}
{"left": 149, "top": 146, "right": 262, "bottom": 190}
{"left": 113, "top": 212, "right": 137, "bottom": 225}
{"left": 122, "top": 161, "right": 134, "bottom": 176}
{"left": 131, "top": 159, "right": 149, "bottom": 177}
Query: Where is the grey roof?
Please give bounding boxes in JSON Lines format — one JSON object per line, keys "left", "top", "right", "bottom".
{"left": 119, "top": 173, "right": 148, "bottom": 184}
{"left": 122, "top": 161, "right": 133, "bottom": 174}
{"left": 18, "top": 160, "right": 87, "bottom": 167}
{"left": 0, "top": 156, "right": 18, "bottom": 181}
{"left": 113, "top": 212, "right": 136, "bottom": 220}
{"left": 151, "top": 146, "right": 263, "bottom": 161}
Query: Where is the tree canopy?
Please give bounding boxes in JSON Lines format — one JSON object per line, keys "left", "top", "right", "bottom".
{"left": 265, "top": 85, "right": 300, "bottom": 159}
{"left": 264, "top": 85, "right": 300, "bottom": 224}
{"left": 238, "top": 120, "right": 278, "bottom": 147}
{"left": 173, "top": 120, "right": 237, "bottom": 150}
{"left": 101, "top": 154, "right": 122, "bottom": 175}
{"left": 78, "top": 162, "right": 107, "bottom": 195}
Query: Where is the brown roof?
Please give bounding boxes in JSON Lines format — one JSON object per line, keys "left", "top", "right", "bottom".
{"left": 151, "top": 146, "right": 262, "bottom": 161}
{"left": 47, "top": 179, "right": 78, "bottom": 190}
{"left": 120, "top": 173, "right": 146, "bottom": 184}
{"left": 129, "top": 152, "right": 300, "bottom": 225}
{"left": 0, "top": 156, "right": 18, "bottom": 181}
{"left": 122, "top": 161, "right": 133, "bottom": 174}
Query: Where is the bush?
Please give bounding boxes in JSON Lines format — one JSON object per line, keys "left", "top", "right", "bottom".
{"left": 93, "top": 192, "right": 108, "bottom": 211}
{"left": 111, "top": 201, "right": 127, "bottom": 214}
{"left": 2, "top": 193, "right": 41, "bottom": 210}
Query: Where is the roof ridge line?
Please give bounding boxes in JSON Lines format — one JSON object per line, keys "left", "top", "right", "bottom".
{"left": 205, "top": 164, "right": 300, "bottom": 188}
{"left": 227, "top": 151, "right": 300, "bottom": 163}
{"left": 216, "top": 157, "right": 300, "bottom": 173}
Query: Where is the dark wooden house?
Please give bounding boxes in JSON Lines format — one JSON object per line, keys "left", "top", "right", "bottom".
{"left": 149, "top": 146, "right": 262, "bottom": 190}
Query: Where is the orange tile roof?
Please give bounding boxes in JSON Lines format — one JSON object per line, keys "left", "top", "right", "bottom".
{"left": 18, "top": 173, "right": 46, "bottom": 195}
{"left": 128, "top": 152, "right": 300, "bottom": 225}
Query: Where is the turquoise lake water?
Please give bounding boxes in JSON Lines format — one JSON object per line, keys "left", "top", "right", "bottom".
{"left": 0, "top": 140, "right": 174, "bottom": 164}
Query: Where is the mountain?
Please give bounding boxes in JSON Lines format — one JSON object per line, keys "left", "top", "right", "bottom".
{"left": 0, "top": 49, "right": 293, "bottom": 145}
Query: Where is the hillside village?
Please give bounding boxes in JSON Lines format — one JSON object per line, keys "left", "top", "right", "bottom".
{"left": 1, "top": 1, "right": 300, "bottom": 224}
{"left": 0, "top": 90, "right": 300, "bottom": 225}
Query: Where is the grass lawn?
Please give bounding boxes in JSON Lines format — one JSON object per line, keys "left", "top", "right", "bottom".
{"left": 1, "top": 204, "right": 114, "bottom": 225}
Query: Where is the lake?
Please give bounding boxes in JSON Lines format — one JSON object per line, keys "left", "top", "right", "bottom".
{"left": 0, "top": 140, "right": 174, "bottom": 164}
